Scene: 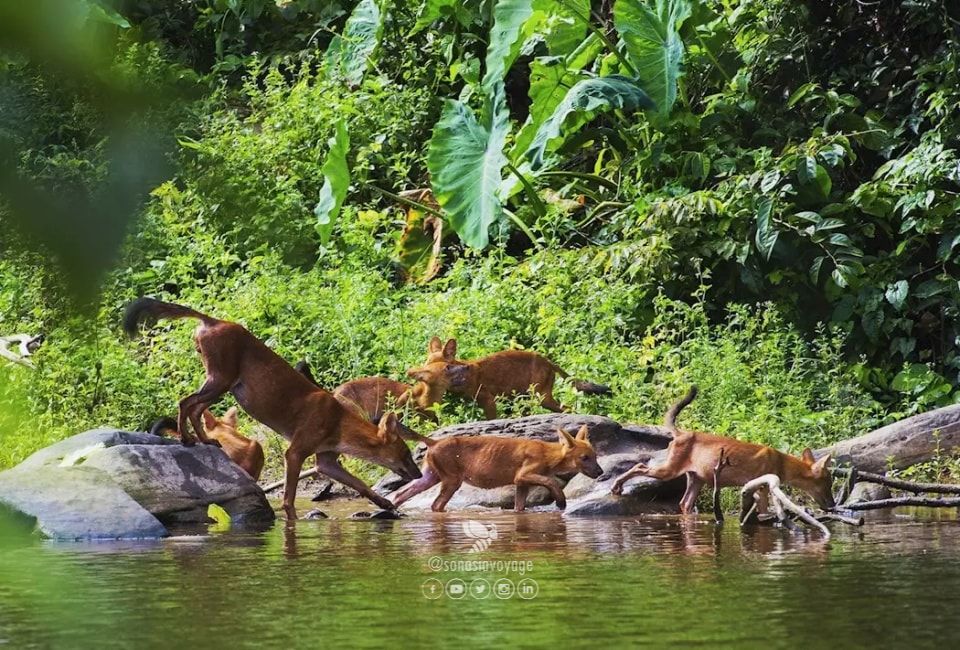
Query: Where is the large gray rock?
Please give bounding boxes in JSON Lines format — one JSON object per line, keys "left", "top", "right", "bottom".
{"left": 818, "top": 404, "right": 960, "bottom": 472}
{"left": 0, "top": 428, "right": 274, "bottom": 539}
{"left": 0, "top": 466, "right": 167, "bottom": 540}
{"left": 375, "top": 414, "right": 682, "bottom": 515}
{"left": 844, "top": 481, "right": 892, "bottom": 505}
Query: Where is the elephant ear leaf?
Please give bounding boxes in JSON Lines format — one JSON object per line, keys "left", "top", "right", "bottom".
{"left": 525, "top": 75, "right": 654, "bottom": 170}
{"left": 335, "top": 0, "right": 383, "bottom": 87}
{"left": 614, "top": 0, "right": 692, "bottom": 116}
{"left": 427, "top": 90, "right": 510, "bottom": 250}
{"left": 314, "top": 119, "right": 350, "bottom": 245}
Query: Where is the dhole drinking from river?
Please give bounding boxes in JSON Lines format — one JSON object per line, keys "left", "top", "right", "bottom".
{"left": 610, "top": 387, "right": 835, "bottom": 514}
{"left": 124, "top": 297, "right": 421, "bottom": 518}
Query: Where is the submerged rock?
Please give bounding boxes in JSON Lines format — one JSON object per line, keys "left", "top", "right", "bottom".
{"left": 374, "top": 414, "right": 682, "bottom": 515}
{"left": 844, "top": 481, "right": 893, "bottom": 505}
{"left": 303, "top": 509, "right": 329, "bottom": 520}
{"left": 0, "top": 428, "right": 275, "bottom": 540}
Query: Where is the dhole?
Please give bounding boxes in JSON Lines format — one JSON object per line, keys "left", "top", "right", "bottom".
{"left": 294, "top": 360, "right": 437, "bottom": 424}
{"left": 405, "top": 337, "right": 610, "bottom": 419}
{"left": 124, "top": 298, "right": 421, "bottom": 519}
{"left": 150, "top": 407, "right": 265, "bottom": 481}
{"left": 390, "top": 425, "right": 604, "bottom": 512}
{"left": 610, "top": 387, "right": 835, "bottom": 513}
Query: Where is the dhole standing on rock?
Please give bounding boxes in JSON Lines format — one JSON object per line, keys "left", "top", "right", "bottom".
{"left": 404, "top": 337, "right": 611, "bottom": 419}
{"left": 390, "top": 425, "right": 604, "bottom": 512}
{"left": 610, "top": 387, "right": 835, "bottom": 514}
{"left": 124, "top": 297, "right": 422, "bottom": 519}
{"left": 151, "top": 407, "right": 265, "bottom": 481}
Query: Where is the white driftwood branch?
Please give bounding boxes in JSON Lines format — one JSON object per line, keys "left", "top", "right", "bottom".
{"left": 740, "top": 474, "right": 831, "bottom": 539}
{"left": 262, "top": 467, "right": 318, "bottom": 493}
{"left": 0, "top": 334, "right": 40, "bottom": 368}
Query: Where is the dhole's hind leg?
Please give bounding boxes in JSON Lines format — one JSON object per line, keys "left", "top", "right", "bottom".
{"left": 679, "top": 474, "right": 704, "bottom": 515}
{"left": 390, "top": 466, "right": 440, "bottom": 507}
{"left": 540, "top": 394, "right": 568, "bottom": 413}
{"left": 431, "top": 479, "right": 463, "bottom": 512}
{"left": 178, "top": 377, "right": 230, "bottom": 446}
{"left": 514, "top": 484, "right": 530, "bottom": 512}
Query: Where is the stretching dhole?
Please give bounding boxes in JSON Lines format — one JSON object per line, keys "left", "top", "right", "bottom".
{"left": 405, "top": 337, "right": 610, "bottom": 419}
{"left": 610, "top": 387, "right": 835, "bottom": 514}
{"left": 124, "top": 298, "right": 421, "bottom": 519}
{"left": 390, "top": 425, "right": 604, "bottom": 512}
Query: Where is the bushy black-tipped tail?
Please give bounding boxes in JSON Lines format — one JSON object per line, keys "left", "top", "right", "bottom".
{"left": 572, "top": 379, "right": 612, "bottom": 395}
{"left": 664, "top": 386, "right": 698, "bottom": 434}
{"left": 123, "top": 297, "right": 213, "bottom": 338}
{"left": 294, "top": 359, "right": 320, "bottom": 387}
{"left": 149, "top": 416, "right": 179, "bottom": 437}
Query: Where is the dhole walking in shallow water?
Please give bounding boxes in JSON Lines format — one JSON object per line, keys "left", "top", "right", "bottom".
{"left": 610, "top": 387, "right": 835, "bottom": 514}
{"left": 151, "top": 407, "right": 265, "bottom": 481}
{"left": 390, "top": 425, "right": 604, "bottom": 512}
{"left": 404, "top": 337, "right": 611, "bottom": 419}
{"left": 124, "top": 298, "right": 421, "bottom": 518}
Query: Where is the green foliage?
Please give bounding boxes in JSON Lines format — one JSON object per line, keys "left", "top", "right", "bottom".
{"left": 328, "top": 0, "right": 384, "bottom": 87}
{"left": 614, "top": 0, "right": 691, "bottom": 115}
{"left": 525, "top": 75, "right": 653, "bottom": 169}
{"left": 314, "top": 119, "right": 351, "bottom": 245}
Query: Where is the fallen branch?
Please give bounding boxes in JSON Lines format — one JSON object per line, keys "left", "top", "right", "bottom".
{"left": 0, "top": 334, "right": 42, "bottom": 368}
{"left": 262, "top": 468, "right": 318, "bottom": 493}
{"left": 833, "top": 467, "right": 960, "bottom": 495}
{"left": 713, "top": 447, "right": 731, "bottom": 524}
{"left": 816, "top": 513, "right": 864, "bottom": 527}
{"left": 843, "top": 496, "right": 960, "bottom": 511}
{"left": 740, "top": 474, "right": 831, "bottom": 539}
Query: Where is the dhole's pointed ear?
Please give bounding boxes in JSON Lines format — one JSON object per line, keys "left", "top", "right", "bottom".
{"left": 575, "top": 425, "right": 589, "bottom": 442}
{"left": 407, "top": 368, "right": 430, "bottom": 382}
{"left": 429, "top": 336, "right": 442, "bottom": 353}
{"left": 443, "top": 338, "right": 458, "bottom": 361}
{"left": 811, "top": 453, "right": 832, "bottom": 476}
{"left": 379, "top": 412, "right": 399, "bottom": 439}
{"left": 201, "top": 409, "right": 218, "bottom": 431}
{"left": 556, "top": 428, "right": 576, "bottom": 449}
{"left": 801, "top": 448, "right": 816, "bottom": 464}
{"left": 223, "top": 407, "right": 238, "bottom": 427}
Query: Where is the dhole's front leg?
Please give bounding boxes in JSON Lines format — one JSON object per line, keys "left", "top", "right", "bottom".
{"left": 314, "top": 452, "right": 396, "bottom": 511}
{"left": 514, "top": 484, "right": 530, "bottom": 512}
{"left": 475, "top": 392, "right": 498, "bottom": 419}
{"left": 610, "top": 463, "right": 649, "bottom": 495}
{"left": 516, "top": 473, "right": 566, "bottom": 510}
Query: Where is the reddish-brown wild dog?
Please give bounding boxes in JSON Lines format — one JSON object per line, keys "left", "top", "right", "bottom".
{"left": 390, "top": 425, "right": 604, "bottom": 512}
{"left": 610, "top": 387, "right": 835, "bottom": 513}
{"left": 294, "top": 360, "right": 438, "bottom": 424}
{"left": 405, "top": 337, "right": 610, "bottom": 419}
{"left": 151, "top": 407, "right": 265, "bottom": 481}
{"left": 124, "top": 298, "right": 421, "bottom": 519}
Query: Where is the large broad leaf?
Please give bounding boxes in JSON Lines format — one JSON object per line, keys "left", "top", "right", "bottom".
{"left": 754, "top": 197, "right": 778, "bottom": 260}
{"left": 394, "top": 189, "right": 445, "bottom": 284}
{"left": 412, "top": 0, "right": 458, "bottom": 33}
{"left": 483, "top": 0, "right": 535, "bottom": 92}
{"left": 614, "top": 0, "right": 692, "bottom": 116}
{"left": 314, "top": 119, "right": 350, "bottom": 244}
{"left": 524, "top": 75, "right": 654, "bottom": 170}
{"left": 538, "top": 0, "right": 590, "bottom": 56}
{"left": 512, "top": 33, "right": 603, "bottom": 158}
{"left": 337, "top": 0, "right": 383, "bottom": 86}
{"left": 428, "top": 86, "right": 510, "bottom": 249}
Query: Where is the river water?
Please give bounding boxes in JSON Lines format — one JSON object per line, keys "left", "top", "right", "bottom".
{"left": 1, "top": 501, "right": 958, "bottom": 649}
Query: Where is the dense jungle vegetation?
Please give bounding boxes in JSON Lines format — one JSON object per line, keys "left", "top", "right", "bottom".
{"left": 1, "top": 0, "right": 958, "bottom": 479}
